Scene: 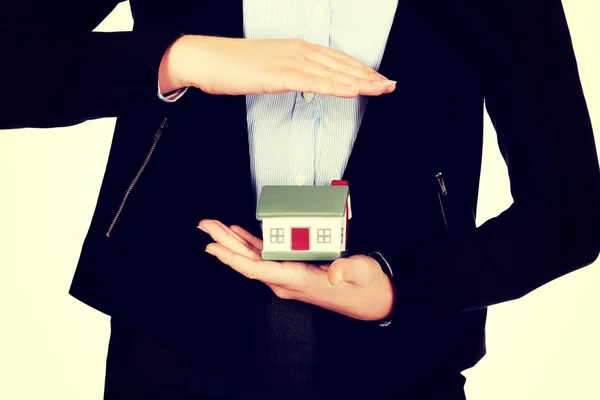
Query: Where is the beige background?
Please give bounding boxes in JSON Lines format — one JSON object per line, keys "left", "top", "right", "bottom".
{"left": 0, "top": 1, "right": 598, "bottom": 399}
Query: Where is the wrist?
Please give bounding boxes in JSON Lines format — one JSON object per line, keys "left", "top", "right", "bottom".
{"left": 158, "top": 35, "right": 191, "bottom": 94}
{"left": 368, "top": 251, "right": 395, "bottom": 323}
{"left": 378, "top": 275, "right": 395, "bottom": 320}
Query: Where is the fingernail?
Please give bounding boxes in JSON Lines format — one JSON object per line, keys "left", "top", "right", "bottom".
{"left": 346, "top": 86, "right": 359, "bottom": 93}
{"left": 376, "top": 80, "right": 396, "bottom": 87}
{"left": 205, "top": 249, "right": 214, "bottom": 256}
{"left": 198, "top": 225, "right": 208, "bottom": 233}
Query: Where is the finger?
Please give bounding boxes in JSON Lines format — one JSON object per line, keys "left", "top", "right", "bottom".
{"left": 283, "top": 70, "right": 379, "bottom": 98}
{"left": 211, "top": 219, "right": 236, "bottom": 235}
{"left": 230, "top": 225, "right": 264, "bottom": 251}
{"left": 212, "top": 220, "right": 261, "bottom": 252}
{"left": 206, "top": 243, "right": 296, "bottom": 285}
{"left": 327, "top": 260, "right": 345, "bottom": 286}
{"left": 306, "top": 46, "right": 397, "bottom": 94}
{"left": 206, "top": 242, "right": 259, "bottom": 278}
{"left": 327, "top": 257, "right": 369, "bottom": 286}
{"left": 303, "top": 46, "right": 383, "bottom": 81}
{"left": 199, "top": 220, "right": 261, "bottom": 260}
{"left": 297, "top": 62, "right": 396, "bottom": 96}
{"left": 306, "top": 43, "right": 385, "bottom": 77}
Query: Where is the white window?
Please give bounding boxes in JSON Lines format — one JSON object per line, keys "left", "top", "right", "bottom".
{"left": 270, "top": 228, "right": 284, "bottom": 243}
{"left": 317, "top": 228, "right": 331, "bottom": 243}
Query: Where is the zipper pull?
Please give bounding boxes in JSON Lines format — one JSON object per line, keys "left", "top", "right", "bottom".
{"left": 154, "top": 118, "right": 168, "bottom": 141}
{"left": 435, "top": 172, "right": 447, "bottom": 196}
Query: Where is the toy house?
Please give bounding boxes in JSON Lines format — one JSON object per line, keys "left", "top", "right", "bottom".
{"left": 256, "top": 180, "right": 351, "bottom": 261}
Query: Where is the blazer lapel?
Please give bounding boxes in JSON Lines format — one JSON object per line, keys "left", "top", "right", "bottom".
{"left": 342, "top": 1, "right": 406, "bottom": 182}
{"left": 341, "top": 0, "right": 449, "bottom": 252}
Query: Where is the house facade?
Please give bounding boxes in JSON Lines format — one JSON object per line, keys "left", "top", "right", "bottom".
{"left": 257, "top": 182, "right": 351, "bottom": 261}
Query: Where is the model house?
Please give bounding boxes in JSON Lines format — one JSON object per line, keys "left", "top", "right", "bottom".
{"left": 256, "top": 180, "right": 352, "bottom": 261}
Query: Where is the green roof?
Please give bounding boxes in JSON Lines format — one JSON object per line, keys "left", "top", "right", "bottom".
{"left": 256, "top": 185, "right": 349, "bottom": 218}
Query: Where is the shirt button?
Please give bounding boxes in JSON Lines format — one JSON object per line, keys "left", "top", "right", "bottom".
{"left": 313, "top": 3, "right": 324, "bottom": 18}
{"left": 294, "top": 174, "right": 307, "bottom": 186}
{"left": 302, "top": 92, "right": 315, "bottom": 103}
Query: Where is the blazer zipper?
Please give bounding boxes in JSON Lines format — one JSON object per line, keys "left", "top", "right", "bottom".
{"left": 105, "top": 118, "right": 168, "bottom": 238}
{"left": 435, "top": 172, "right": 449, "bottom": 231}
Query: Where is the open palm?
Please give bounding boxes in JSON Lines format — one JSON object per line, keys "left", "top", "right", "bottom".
{"left": 198, "top": 219, "right": 394, "bottom": 321}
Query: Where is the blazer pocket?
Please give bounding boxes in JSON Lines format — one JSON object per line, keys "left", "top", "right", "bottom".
{"left": 434, "top": 171, "right": 449, "bottom": 231}
{"left": 430, "top": 171, "right": 477, "bottom": 235}
{"left": 105, "top": 118, "right": 169, "bottom": 238}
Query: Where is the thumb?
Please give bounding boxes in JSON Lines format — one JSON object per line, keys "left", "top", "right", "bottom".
{"left": 327, "top": 257, "right": 367, "bottom": 286}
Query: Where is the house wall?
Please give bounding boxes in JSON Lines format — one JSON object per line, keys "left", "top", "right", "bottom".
{"left": 262, "top": 217, "right": 345, "bottom": 253}
{"left": 341, "top": 207, "right": 347, "bottom": 251}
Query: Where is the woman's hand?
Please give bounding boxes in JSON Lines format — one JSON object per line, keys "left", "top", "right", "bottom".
{"left": 159, "top": 35, "right": 396, "bottom": 97}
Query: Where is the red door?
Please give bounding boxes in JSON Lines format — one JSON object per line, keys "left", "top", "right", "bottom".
{"left": 291, "top": 228, "right": 310, "bottom": 250}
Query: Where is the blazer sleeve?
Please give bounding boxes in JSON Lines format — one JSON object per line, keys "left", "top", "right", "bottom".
{"left": 1, "top": 1, "right": 182, "bottom": 129}
{"left": 373, "top": 0, "right": 600, "bottom": 321}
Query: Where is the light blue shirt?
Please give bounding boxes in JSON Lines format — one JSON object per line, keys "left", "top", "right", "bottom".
{"left": 162, "top": 1, "right": 398, "bottom": 203}
{"left": 243, "top": 0, "right": 398, "bottom": 206}
{"left": 159, "top": 1, "right": 397, "bottom": 325}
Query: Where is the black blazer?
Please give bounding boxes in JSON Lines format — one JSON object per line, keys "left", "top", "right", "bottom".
{"left": 3, "top": 0, "right": 599, "bottom": 397}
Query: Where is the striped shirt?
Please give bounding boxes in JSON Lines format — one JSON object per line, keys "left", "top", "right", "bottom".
{"left": 243, "top": 0, "right": 398, "bottom": 205}
{"left": 159, "top": 1, "right": 397, "bottom": 326}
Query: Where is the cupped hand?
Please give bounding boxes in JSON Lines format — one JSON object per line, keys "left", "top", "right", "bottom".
{"left": 160, "top": 36, "right": 396, "bottom": 98}
{"left": 197, "top": 219, "right": 395, "bottom": 322}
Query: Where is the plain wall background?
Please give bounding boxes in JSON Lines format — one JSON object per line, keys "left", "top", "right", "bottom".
{"left": 0, "top": 1, "right": 598, "bottom": 399}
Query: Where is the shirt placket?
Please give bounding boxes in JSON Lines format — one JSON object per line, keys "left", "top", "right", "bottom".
{"left": 287, "top": 0, "right": 331, "bottom": 187}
